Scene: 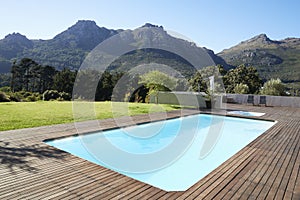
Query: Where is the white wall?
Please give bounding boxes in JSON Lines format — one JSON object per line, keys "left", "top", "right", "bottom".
{"left": 226, "top": 94, "right": 300, "bottom": 108}
{"left": 149, "top": 92, "right": 207, "bottom": 108}
{"left": 150, "top": 92, "right": 300, "bottom": 108}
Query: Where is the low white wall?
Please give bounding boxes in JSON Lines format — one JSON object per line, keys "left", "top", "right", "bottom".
{"left": 150, "top": 92, "right": 300, "bottom": 108}
{"left": 149, "top": 92, "right": 207, "bottom": 108}
{"left": 149, "top": 92, "right": 226, "bottom": 109}
{"left": 226, "top": 94, "right": 300, "bottom": 108}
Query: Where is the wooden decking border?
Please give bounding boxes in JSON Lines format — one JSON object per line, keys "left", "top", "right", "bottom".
{"left": 0, "top": 104, "right": 299, "bottom": 199}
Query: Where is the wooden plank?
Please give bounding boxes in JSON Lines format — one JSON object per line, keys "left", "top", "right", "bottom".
{"left": 0, "top": 160, "right": 91, "bottom": 197}
{"left": 3, "top": 164, "right": 109, "bottom": 199}
{"left": 274, "top": 123, "right": 300, "bottom": 199}
{"left": 226, "top": 121, "right": 295, "bottom": 199}
{"left": 0, "top": 157, "right": 86, "bottom": 185}
{"left": 108, "top": 185, "right": 155, "bottom": 200}
{"left": 254, "top": 121, "right": 300, "bottom": 199}
{"left": 144, "top": 189, "right": 168, "bottom": 199}
{"left": 284, "top": 140, "right": 300, "bottom": 199}
{"left": 293, "top": 172, "right": 300, "bottom": 200}
{"left": 110, "top": 182, "right": 153, "bottom": 199}
{"left": 80, "top": 177, "right": 138, "bottom": 199}
{"left": 30, "top": 167, "right": 114, "bottom": 199}
{"left": 211, "top": 126, "right": 286, "bottom": 199}
{"left": 247, "top": 121, "right": 299, "bottom": 198}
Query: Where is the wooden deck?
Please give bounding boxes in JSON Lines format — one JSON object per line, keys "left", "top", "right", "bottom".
{"left": 0, "top": 104, "right": 299, "bottom": 199}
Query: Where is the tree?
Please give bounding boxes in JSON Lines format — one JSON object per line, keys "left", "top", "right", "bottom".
{"left": 0, "top": 73, "right": 11, "bottom": 88}
{"left": 110, "top": 73, "right": 140, "bottom": 102}
{"left": 189, "top": 65, "right": 226, "bottom": 93}
{"left": 233, "top": 83, "right": 249, "bottom": 94}
{"left": 96, "top": 71, "right": 123, "bottom": 101}
{"left": 139, "top": 71, "right": 177, "bottom": 92}
{"left": 188, "top": 71, "right": 207, "bottom": 92}
{"left": 260, "top": 78, "right": 286, "bottom": 96}
{"left": 27, "top": 63, "right": 42, "bottom": 93}
{"left": 73, "top": 69, "right": 101, "bottom": 100}
{"left": 10, "top": 58, "right": 57, "bottom": 93}
{"left": 11, "top": 58, "right": 39, "bottom": 92}
{"left": 139, "top": 71, "right": 177, "bottom": 102}
{"left": 40, "top": 65, "right": 56, "bottom": 93}
{"left": 223, "top": 65, "right": 262, "bottom": 94}
{"left": 53, "top": 68, "right": 77, "bottom": 94}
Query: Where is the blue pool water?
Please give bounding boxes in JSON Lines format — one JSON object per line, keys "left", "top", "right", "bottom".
{"left": 46, "top": 114, "right": 275, "bottom": 191}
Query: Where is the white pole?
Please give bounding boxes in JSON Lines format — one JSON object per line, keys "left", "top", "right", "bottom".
{"left": 209, "top": 76, "right": 214, "bottom": 93}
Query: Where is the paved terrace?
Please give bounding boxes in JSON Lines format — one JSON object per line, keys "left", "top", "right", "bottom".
{"left": 0, "top": 104, "right": 299, "bottom": 199}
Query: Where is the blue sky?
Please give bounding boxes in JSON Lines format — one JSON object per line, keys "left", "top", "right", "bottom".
{"left": 0, "top": 0, "right": 299, "bottom": 53}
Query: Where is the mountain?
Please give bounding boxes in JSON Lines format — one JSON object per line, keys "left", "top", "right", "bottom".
{"left": 0, "top": 20, "right": 120, "bottom": 72}
{"left": 0, "top": 33, "right": 34, "bottom": 72}
{"left": 51, "top": 20, "right": 118, "bottom": 51}
{"left": 0, "top": 33, "right": 33, "bottom": 58}
{"left": 0, "top": 21, "right": 299, "bottom": 87}
{"left": 218, "top": 34, "right": 300, "bottom": 84}
{"left": 0, "top": 20, "right": 224, "bottom": 76}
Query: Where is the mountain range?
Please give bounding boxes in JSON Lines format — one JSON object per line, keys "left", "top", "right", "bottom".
{"left": 0, "top": 20, "right": 299, "bottom": 86}
{"left": 218, "top": 34, "right": 300, "bottom": 84}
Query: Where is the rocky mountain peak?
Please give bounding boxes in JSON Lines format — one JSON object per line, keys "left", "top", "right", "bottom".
{"left": 280, "top": 37, "right": 300, "bottom": 46}
{"left": 54, "top": 20, "right": 104, "bottom": 39}
{"left": 65, "top": 20, "right": 99, "bottom": 33}
{"left": 2, "top": 32, "right": 33, "bottom": 48}
{"left": 242, "top": 33, "right": 278, "bottom": 45}
{"left": 75, "top": 20, "right": 97, "bottom": 26}
{"left": 253, "top": 33, "right": 269, "bottom": 40}
{"left": 141, "top": 23, "right": 163, "bottom": 29}
{"left": 52, "top": 20, "right": 118, "bottom": 50}
{"left": 4, "top": 32, "right": 27, "bottom": 40}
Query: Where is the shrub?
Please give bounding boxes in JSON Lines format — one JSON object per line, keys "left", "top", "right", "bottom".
{"left": 25, "top": 93, "right": 42, "bottom": 102}
{"left": 233, "top": 83, "right": 249, "bottom": 94}
{"left": 260, "top": 78, "right": 286, "bottom": 96}
{"left": 0, "top": 92, "right": 10, "bottom": 102}
{"left": 43, "top": 90, "right": 60, "bottom": 101}
{"left": 20, "top": 91, "right": 34, "bottom": 98}
{"left": 7, "top": 91, "right": 41, "bottom": 102}
{"left": 59, "top": 92, "right": 71, "bottom": 101}
{"left": 8, "top": 92, "right": 22, "bottom": 102}
{"left": 56, "top": 97, "right": 64, "bottom": 101}
{"left": 0, "top": 86, "right": 11, "bottom": 93}
{"left": 43, "top": 90, "right": 71, "bottom": 101}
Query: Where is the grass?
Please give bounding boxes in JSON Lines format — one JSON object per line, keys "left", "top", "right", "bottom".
{"left": 0, "top": 101, "right": 179, "bottom": 131}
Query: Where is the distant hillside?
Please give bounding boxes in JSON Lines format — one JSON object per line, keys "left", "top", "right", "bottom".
{"left": 218, "top": 34, "right": 300, "bottom": 85}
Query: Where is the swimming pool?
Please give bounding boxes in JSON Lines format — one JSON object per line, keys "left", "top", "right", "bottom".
{"left": 45, "top": 114, "right": 275, "bottom": 191}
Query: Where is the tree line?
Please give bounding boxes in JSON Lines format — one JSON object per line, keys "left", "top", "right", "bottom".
{"left": 5, "top": 58, "right": 124, "bottom": 101}
{"left": 11, "top": 58, "right": 75, "bottom": 94}
{"left": 189, "top": 65, "right": 287, "bottom": 96}
{"left": 0, "top": 57, "right": 291, "bottom": 102}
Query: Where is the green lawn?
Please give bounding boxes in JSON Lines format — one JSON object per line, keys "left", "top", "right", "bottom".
{"left": 0, "top": 101, "right": 179, "bottom": 131}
